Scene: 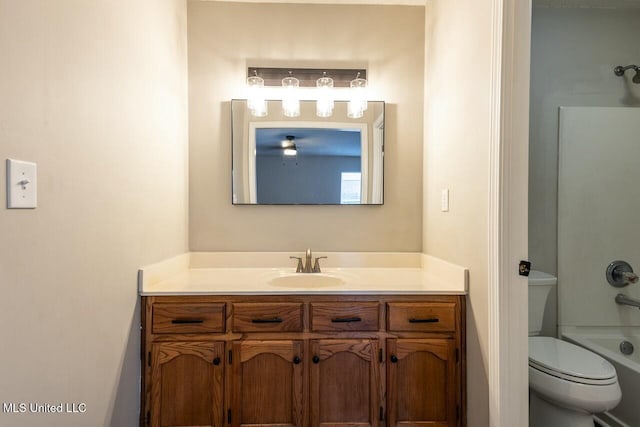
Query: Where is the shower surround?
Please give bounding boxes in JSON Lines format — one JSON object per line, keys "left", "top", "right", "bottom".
{"left": 557, "top": 107, "right": 640, "bottom": 427}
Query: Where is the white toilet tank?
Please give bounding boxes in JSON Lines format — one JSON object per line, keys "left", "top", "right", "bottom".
{"left": 528, "top": 270, "right": 557, "bottom": 336}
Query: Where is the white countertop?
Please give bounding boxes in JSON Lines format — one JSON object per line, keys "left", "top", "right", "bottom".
{"left": 139, "top": 252, "right": 468, "bottom": 296}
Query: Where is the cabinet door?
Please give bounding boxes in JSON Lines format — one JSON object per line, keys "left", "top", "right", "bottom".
{"left": 151, "top": 341, "right": 225, "bottom": 427}
{"left": 387, "top": 339, "right": 458, "bottom": 427}
{"left": 230, "top": 340, "right": 304, "bottom": 427}
{"left": 310, "top": 339, "right": 380, "bottom": 427}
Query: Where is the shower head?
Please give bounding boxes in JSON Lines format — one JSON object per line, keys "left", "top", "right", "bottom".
{"left": 614, "top": 64, "right": 640, "bottom": 84}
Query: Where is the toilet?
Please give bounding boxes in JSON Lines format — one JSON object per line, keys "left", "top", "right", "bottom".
{"left": 528, "top": 270, "right": 621, "bottom": 427}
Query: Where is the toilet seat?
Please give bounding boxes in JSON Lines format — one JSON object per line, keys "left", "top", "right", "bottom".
{"left": 528, "top": 337, "right": 617, "bottom": 385}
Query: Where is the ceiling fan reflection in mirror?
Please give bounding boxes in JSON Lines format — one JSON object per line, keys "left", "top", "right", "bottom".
{"left": 281, "top": 135, "right": 297, "bottom": 156}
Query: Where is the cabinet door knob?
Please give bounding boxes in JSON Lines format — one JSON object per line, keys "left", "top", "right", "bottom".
{"left": 213, "top": 357, "right": 221, "bottom": 366}
{"left": 390, "top": 355, "right": 398, "bottom": 363}
{"left": 293, "top": 356, "right": 301, "bottom": 364}
{"left": 312, "top": 355, "right": 320, "bottom": 364}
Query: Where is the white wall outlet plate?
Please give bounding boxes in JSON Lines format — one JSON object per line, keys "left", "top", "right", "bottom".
{"left": 6, "top": 159, "right": 37, "bottom": 209}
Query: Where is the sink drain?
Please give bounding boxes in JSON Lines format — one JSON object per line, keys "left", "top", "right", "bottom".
{"left": 620, "top": 340, "right": 634, "bottom": 355}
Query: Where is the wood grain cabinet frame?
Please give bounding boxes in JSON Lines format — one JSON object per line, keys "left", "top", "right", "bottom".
{"left": 141, "top": 295, "right": 466, "bottom": 427}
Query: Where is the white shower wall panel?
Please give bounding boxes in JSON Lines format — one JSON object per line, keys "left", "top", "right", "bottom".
{"left": 558, "top": 107, "right": 640, "bottom": 327}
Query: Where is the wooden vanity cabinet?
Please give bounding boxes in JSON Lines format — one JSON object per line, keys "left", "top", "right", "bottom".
{"left": 141, "top": 295, "right": 465, "bottom": 427}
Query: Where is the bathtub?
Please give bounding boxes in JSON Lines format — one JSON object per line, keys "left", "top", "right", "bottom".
{"left": 562, "top": 328, "right": 640, "bottom": 427}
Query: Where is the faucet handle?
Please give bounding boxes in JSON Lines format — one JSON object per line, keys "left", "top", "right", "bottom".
{"left": 290, "top": 256, "right": 304, "bottom": 273}
{"left": 607, "top": 261, "right": 638, "bottom": 287}
{"left": 313, "top": 256, "right": 328, "bottom": 273}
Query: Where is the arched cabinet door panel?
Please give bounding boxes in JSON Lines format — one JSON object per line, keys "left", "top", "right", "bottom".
{"left": 309, "top": 339, "right": 380, "bottom": 427}
{"left": 150, "top": 341, "right": 225, "bottom": 427}
{"left": 230, "top": 340, "right": 305, "bottom": 427}
{"left": 387, "top": 338, "right": 458, "bottom": 427}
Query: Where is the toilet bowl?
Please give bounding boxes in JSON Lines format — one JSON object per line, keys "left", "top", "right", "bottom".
{"left": 529, "top": 336, "right": 621, "bottom": 427}
{"left": 528, "top": 271, "right": 621, "bottom": 427}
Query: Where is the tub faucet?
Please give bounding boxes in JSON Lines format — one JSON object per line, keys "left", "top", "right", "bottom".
{"left": 607, "top": 261, "right": 639, "bottom": 287}
{"left": 615, "top": 293, "right": 640, "bottom": 309}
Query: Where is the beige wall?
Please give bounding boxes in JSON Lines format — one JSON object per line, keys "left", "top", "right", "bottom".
{"left": 188, "top": 1, "right": 424, "bottom": 252}
{"left": 0, "top": 1, "right": 498, "bottom": 425}
{"left": 423, "top": 2, "right": 492, "bottom": 426}
{"left": 0, "top": 1, "right": 188, "bottom": 426}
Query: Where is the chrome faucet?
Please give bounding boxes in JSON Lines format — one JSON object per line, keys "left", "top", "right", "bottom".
{"left": 305, "top": 248, "right": 313, "bottom": 273}
{"left": 289, "top": 248, "right": 327, "bottom": 273}
{"left": 615, "top": 293, "right": 640, "bottom": 309}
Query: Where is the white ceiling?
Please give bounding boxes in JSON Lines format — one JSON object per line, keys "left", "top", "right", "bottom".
{"left": 199, "top": 0, "right": 640, "bottom": 8}
{"left": 198, "top": 0, "right": 426, "bottom": 5}
{"left": 534, "top": 0, "right": 640, "bottom": 9}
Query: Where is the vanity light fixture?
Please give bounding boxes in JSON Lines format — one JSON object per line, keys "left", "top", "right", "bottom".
{"left": 316, "top": 72, "right": 334, "bottom": 118}
{"left": 282, "top": 72, "right": 301, "bottom": 117}
{"left": 347, "top": 73, "right": 368, "bottom": 119}
{"left": 246, "top": 67, "right": 368, "bottom": 118}
{"left": 247, "top": 71, "right": 267, "bottom": 117}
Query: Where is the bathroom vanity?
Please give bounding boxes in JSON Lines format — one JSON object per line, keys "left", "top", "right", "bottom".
{"left": 139, "top": 253, "right": 467, "bottom": 427}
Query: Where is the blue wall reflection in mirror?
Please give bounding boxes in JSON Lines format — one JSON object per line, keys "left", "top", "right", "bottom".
{"left": 256, "top": 128, "right": 361, "bottom": 204}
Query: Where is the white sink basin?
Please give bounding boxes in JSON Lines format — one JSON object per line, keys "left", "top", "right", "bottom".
{"left": 269, "top": 273, "right": 345, "bottom": 288}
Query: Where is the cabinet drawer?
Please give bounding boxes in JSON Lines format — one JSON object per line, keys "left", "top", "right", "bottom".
{"left": 310, "top": 302, "right": 379, "bottom": 331}
{"left": 152, "top": 303, "right": 225, "bottom": 334}
{"left": 233, "top": 303, "right": 303, "bottom": 332}
{"left": 387, "top": 302, "right": 456, "bottom": 332}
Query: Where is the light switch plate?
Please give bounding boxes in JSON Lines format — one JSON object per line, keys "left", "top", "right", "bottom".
{"left": 6, "top": 159, "right": 37, "bottom": 209}
{"left": 441, "top": 189, "right": 449, "bottom": 212}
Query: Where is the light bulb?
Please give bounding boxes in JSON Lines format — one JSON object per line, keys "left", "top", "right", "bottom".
{"left": 348, "top": 77, "right": 367, "bottom": 119}
{"left": 316, "top": 75, "right": 334, "bottom": 118}
{"left": 282, "top": 75, "right": 300, "bottom": 118}
{"left": 247, "top": 75, "right": 267, "bottom": 117}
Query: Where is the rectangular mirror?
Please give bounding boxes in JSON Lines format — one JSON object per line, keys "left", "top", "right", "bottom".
{"left": 232, "top": 99, "right": 384, "bottom": 205}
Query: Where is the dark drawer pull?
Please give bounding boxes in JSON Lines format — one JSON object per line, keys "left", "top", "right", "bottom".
{"left": 171, "top": 319, "right": 205, "bottom": 324}
{"left": 331, "top": 317, "right": 362, "bottom": 323}
{"left": 409, "top": 318, "right": 439, "bottom": 323}
{"left": 251, "top": 317, "right": 283, "bottom": 324}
